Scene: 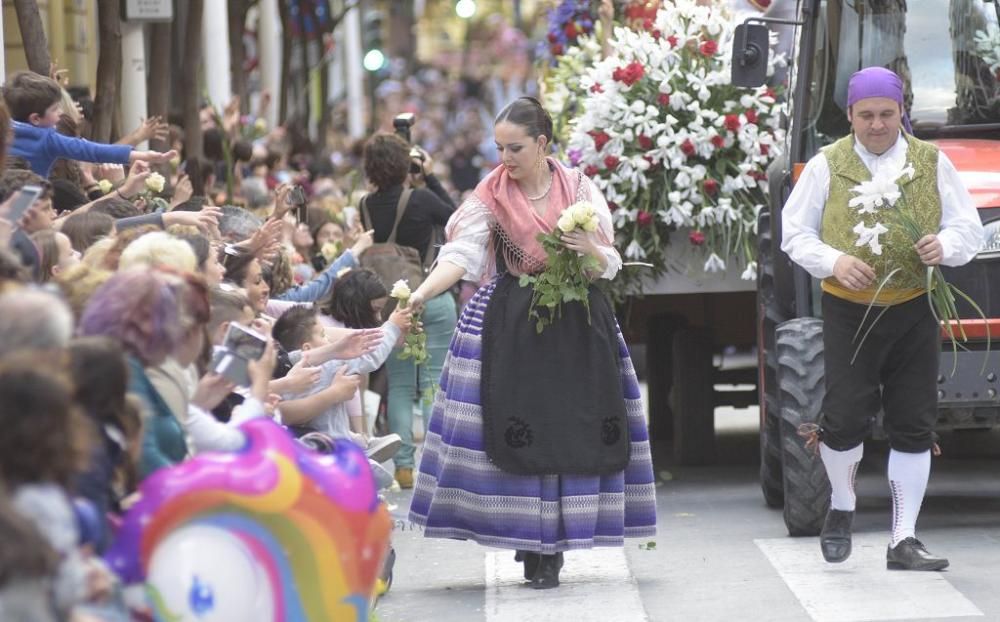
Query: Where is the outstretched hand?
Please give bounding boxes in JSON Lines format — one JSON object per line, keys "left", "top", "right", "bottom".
{"left": 326, "top": 328, "right": 385, "bottom": 359}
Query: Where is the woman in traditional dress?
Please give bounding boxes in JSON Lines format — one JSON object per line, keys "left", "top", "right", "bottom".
{"left": 407, "top": 97, "right": 657, "bottom": 589}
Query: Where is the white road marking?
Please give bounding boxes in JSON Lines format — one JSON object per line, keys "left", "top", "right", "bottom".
{"left": 755, "top": 534, "right": 983, "bottom": 622}
{"left": 484, "top": 548, "right": 648, "bottom": 622}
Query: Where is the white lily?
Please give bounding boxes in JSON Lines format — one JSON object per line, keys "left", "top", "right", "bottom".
{"left": 704, "top": 253, "right": 726, "bottom": 273}
{"left": 740, "top": 261, "right": 758, "bottom": 281}
{"left": 853, "top": 221, "right": 889, "bottom": 256}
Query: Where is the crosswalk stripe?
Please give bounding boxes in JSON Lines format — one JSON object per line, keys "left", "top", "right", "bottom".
{"left": 755, "top": 534, "right": 983, "bottom": 622}
{"left": 484, "top": 548, "right": 649, "bottom": 622}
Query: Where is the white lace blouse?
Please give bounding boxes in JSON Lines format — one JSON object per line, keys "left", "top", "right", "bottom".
{"left": 437, "top": 176, "right": 622, "bottom": 282}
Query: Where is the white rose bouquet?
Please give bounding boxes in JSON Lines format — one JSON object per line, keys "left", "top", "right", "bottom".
{"left": 520, "top": 201, "right": 602, "bottom": 333}
{"left": 390, "top": 279, "right": 428, "bottom": 366}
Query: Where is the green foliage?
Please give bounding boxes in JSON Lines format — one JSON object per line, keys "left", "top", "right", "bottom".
{"left": 521, "top": 231, "right": 601, "bottom": 333}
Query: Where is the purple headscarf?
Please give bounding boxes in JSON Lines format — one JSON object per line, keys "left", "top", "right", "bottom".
{"left": 847, "top": 66, "right": 913, "bottom": 134}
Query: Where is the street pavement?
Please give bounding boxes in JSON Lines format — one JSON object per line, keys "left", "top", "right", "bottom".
{"left": 374, "top": 400, "right": 1000, "bottom": 622}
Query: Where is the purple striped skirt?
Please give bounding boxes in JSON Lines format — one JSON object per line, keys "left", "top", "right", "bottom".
{"left": 408, "top": 279, "right": 657, "bottom": 553}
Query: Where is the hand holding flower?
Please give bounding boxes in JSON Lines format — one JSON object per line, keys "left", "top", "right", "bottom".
{"left": 915, "top": 234, "right": 943, "bottom": 266}
{"left": 832, "top": 255, "right": 876, "bottom": 292}
{"left": 391, "top": 280, "right": 429, "bottom": 365}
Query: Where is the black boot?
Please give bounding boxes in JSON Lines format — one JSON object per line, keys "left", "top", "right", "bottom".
{"left": 514, "top": 550, "right": 541, "bottom": 581}
{"left": 530, "top": 552, "right": 564, "bottom": 590}
{"left": 820, "top": 509, "right": 854, "bottom": 563}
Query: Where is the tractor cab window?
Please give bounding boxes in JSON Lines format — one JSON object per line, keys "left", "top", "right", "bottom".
{"left": 809, "top": 0, "right": 1000, "bottom": 144}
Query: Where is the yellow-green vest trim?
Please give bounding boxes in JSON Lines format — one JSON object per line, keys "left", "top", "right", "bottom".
{"left": 820, "top": 134, "right": 941, "bottom": 292}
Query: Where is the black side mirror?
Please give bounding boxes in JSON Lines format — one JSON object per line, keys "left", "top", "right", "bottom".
{"left": 731, "top": 23, "right": 771, "bottom": 88}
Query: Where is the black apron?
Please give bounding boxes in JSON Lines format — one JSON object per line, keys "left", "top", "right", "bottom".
{"left": 481, "top": 273, "right": 630, "bottom": 475}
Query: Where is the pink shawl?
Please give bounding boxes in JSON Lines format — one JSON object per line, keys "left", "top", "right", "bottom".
{"left": 471, "top": 157, "right": 586, "bottom": 274}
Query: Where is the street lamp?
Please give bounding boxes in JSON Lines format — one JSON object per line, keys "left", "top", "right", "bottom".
{"left": 455, "top": 0, "right": 477, "bottom": 19}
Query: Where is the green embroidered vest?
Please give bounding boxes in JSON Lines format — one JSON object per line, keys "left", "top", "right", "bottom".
{"left": 820, "top": 134, "right": 941, "bottom": 291}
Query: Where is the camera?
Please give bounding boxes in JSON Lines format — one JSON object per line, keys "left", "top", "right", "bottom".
{"left": 410, "top": 148, "right": 425, "bottom": 175}
{"left": 393, "top": 112, "right": 415, "bottom": 143}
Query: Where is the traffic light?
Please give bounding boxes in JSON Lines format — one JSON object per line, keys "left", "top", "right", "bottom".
{"left": 362, "top": 10, "right": 386, "bottom": 72}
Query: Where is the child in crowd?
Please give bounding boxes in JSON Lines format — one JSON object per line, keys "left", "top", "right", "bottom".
{"left": 272, "top": 304, "right": 409, "bottom": 465}
{"left": 3, "top": 71, "right": 176, "bottom": 176}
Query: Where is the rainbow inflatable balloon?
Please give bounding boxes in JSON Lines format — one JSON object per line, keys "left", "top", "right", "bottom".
{"left": 106, "top": 418, "right": 391, "bottom": 622}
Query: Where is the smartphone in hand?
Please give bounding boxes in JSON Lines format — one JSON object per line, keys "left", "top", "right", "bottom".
{"left": 210, "top": 323, "right": 268, "bottom": 387}
{"left": 3, "top": 185, "right": 43, "bottom": 227}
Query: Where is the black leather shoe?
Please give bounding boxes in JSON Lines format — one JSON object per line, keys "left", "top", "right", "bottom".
{"left": 514, "top": 550, "right": 540, "bottom": 581}
{"left": 887, "top": 538, "right": 949, "bottom": 571}
{"left": 820, "top": 509, "right": 854, "bottom": 563}
{"left": 530, "top": 552, "right": 564, "bottom": 589}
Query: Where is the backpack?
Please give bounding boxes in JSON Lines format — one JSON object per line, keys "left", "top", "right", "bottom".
{"left": 359, "top": 188, "right": 433, "bottom": 291}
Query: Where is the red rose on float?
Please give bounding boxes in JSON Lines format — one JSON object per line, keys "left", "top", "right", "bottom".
{"left": 724, "top": 114, "right": 741, "bottom": 132}
{"left": 584, "top": 165, "right": 599, "bottom": 177}
{"left": 703, "top": 178, "right": 719, "bottom": 196}
{"left": 551, "top": 43, "right": 564, "bottom": 55}
{"left": 699, "top": 39, "right": 718, "bottom": 56}
{"left": 590, "top": 130, "right": 611, "bottom": 151}
{"left": 642, "top": 18, "right": 654, "bottom": 31}
{"left": 711, "top": 135, "right": 726, "bottom": 149}
{"left": 657, "top": 93, "right": 670, "bottom": 107}
{"left": 667, "top": 35, "right": 678, "bottom": 48}
{"left": 651, "top": 29, "right": 661, "bottom": 40}
{"left": 681, "top": 139, "right": 696, "bottom": 157}
{"left": 638, "top": 134, "right": 654, "bottom": 150}
{"left": 612, "top": 61, "right": 645, "bottom": 87}
{"left": 590, "top": 83, "right": 604, "bottom": 94}
{"left": 608, "top": 201, "right": 620, "bottom": 212}
{"left": 637, "top": 211, "right": 654, "bottom": 227}
{"left": 689, "top": 230, "right": 706, "bottom": 246}
{"left": 547, "top": 32, "right": 558, "bottom": 43}
{"left": 745, "top": 108, "right": 758, "bottom": 124}
{"left": 760, "top": 144, "right": 770, "bottom": 156}
{"left": 565, "top": 23, "right": 577, "bottom": 38}
{"left": 604, "top": 155, "right": 621, "bottom": 170}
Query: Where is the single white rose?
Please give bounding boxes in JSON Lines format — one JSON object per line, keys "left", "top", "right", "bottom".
{"left": 145, "top": 172, "right": 166, "bottom": 194}
{"left": 97, "top": 179, "right": 113, "bottom": 195}
{"left": 390, "top": 279, "right": 411, "bottom": 301}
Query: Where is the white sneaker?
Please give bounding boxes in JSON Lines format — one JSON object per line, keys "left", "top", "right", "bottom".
{"left": 368, "top": 459, "right": 395, "bottom": 490}
{"left": 366, "top": 433, "right": 402, "bottom": 463}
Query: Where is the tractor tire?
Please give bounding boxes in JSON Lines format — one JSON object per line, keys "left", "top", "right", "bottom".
{"left": 756, "top": 207, "right": 785, "bottom": 508}
{"left": 776, "top": 318, "right": 830, "bottom": 536}
{"left": 671, "top": 327, "right": 716, "bottom": 465}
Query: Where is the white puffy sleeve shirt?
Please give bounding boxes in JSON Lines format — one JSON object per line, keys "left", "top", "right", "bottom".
{"left": 436, "top": 177, "right": 622, "bottom": 282}
{"left": 781, "top": 133, "right": 984, "bottom": 279}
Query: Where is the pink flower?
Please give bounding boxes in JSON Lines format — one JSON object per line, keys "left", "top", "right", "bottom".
{"left": 584, "top": 165, "right": 599, "bottom": 177}
{"left": 604, "top": 155, "right": 620, "bottom": 170}
{"left": 667, "top": 35, "right": 679, "bottom": 48}
{"left": 703, "top": 179, "right": 719, "bottom": 196}
{"left": 689, "top": 230, "right": 706, "bottom": 246}
{"left": 681, "top": 140, "right": 696, "bottom": 157}
{"left": 699, "top": 39, "right": 718, "bottom": 57}
{"left": 710, "top": 135, "right": 725, "bottom": 149}
{"left": 724, "top": 114, "right": 741, "bottom": 132}
{"left": 637, "top": 211, "right": 654, "bottom": 227}
{"left": 657, "top": 93, "right": 671, "bottom": 107}
{"left": 638, "top": 134, "right": 653, "bottom": 150}
{"left": 590, "top": 83, "right": 604, "bottom": 94}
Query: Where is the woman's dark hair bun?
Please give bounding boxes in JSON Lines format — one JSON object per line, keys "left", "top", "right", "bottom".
{"left": 495, "top": 97, "right": 553, "bottom": 143}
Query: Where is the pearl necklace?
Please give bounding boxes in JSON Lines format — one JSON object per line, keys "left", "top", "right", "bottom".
{"left": 524, "top": 170, "right": 553, "bottom": 201}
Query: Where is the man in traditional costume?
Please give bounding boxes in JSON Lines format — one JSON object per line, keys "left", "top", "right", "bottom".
{"left": 781, "top": 67, "right": 983, "bottom": 570}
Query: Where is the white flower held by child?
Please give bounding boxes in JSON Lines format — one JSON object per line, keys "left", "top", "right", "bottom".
{"left": 390, "top": 279, "right": 412, "bottom": 302}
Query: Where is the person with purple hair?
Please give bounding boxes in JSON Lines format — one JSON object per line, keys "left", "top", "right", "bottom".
{"left": 78, "top": 267, "right": 206, "bottom": 479}
{"left": 781, "top": 67, "right": 983, "bottom": 570}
